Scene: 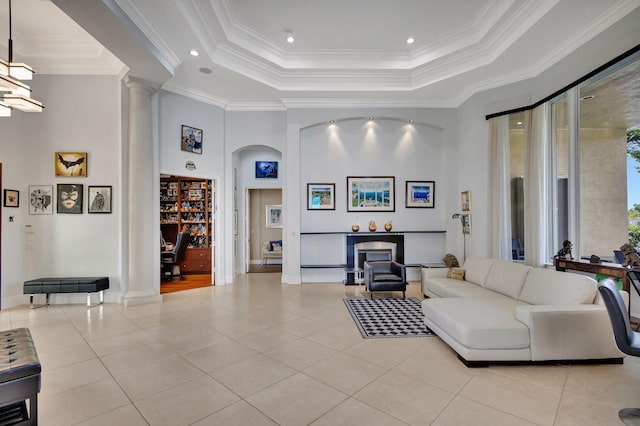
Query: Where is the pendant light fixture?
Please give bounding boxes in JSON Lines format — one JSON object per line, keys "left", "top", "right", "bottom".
{"left": 0, "top": 0, "right": 43, "bottom": 116}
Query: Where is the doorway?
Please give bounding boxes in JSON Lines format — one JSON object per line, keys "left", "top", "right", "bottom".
{"left": 160, "top": 174, "right": 214, "bottom": 293}
{"left": 247, "top": 188, "right": 282, "bottom": 273}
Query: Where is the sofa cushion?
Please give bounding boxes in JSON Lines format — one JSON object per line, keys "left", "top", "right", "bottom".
{"left": 519, "top": 269, "right": 597, "bottom": 305}
{"left": 422, "top": 298, "right": 530, "bottom": 349}
{"left": 447, "top": 268, "right": 466, "bottom": 280}
{"left": 483, "top": 261, "right": 533, "bottom": 299}
{"left": 461, "top": 257, "right": 496, "bottom": 286}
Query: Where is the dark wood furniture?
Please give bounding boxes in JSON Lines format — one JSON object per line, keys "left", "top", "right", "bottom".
{"left": 160, "top": 177, "right": 213, "bottom": 274}
{"left": 553, "top": 258, "right": 629, "bottom": 292}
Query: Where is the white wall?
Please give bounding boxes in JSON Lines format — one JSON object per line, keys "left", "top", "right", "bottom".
{"left": 157, "top": 90, "right": 225, "bottom": 285}
{"left": 285, "top": 108, "right": 458, "bottom": 283}
{"left": 0, "top": 75, "right": 122, "bottom": 308}
{"left": 226, "top": 111, "right": 286, "bottom": 280}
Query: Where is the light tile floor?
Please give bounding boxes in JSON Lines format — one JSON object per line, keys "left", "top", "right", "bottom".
{"left": 4, "top": 273, "right": 640, "bottom": 425}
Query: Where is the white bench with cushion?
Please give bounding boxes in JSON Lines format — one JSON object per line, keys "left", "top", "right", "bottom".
{"left": 262, "top": 241, "right": 282, "bottom": 265}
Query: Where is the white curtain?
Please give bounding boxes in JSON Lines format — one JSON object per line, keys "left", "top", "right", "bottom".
{"left": 524, "top": 105, "right": 548, "bottom": 267}
{"left": 489, "top": 115, "right": 512, "bottom": 261}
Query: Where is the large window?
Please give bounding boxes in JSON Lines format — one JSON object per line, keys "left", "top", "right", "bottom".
{"left": 509, "top": 112, "right": 525, "bottom": 260}
{"left": 550, "top": 52, "right": 640, "bottom": 261}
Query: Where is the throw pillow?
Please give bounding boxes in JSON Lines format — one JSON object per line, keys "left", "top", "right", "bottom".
{"left": 270, "top": 240, "right": 283, "bottom": 251}
{"left": 447, "top": 268, "right": 466, "bottom": 280}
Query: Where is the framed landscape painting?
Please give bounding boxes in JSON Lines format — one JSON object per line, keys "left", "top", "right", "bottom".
{"left": 405, "top": 181, "right": 435, "bottom": 208}
{"left": 347, "top": 176, "right": 395, "bottom": 212}
{"left": 307, "top": 183, "right": 335, "bottom": 210}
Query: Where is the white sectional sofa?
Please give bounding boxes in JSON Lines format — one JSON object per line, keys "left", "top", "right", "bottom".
{"left": 421, "top": 257, "right": 624, "bottom": 367}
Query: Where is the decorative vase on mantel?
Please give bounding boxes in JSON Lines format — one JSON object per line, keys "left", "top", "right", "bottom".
{"left": 351, "top": 224, "right": 360, "bottom": 232}
{"left": 368, "top": 220, "right": 377, "bottom": 232}
{"left": 384, "top": 221, "right": 393, "bottom": 232}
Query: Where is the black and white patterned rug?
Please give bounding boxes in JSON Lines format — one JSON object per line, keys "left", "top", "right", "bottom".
{"left": 344, "top": 297, "right": 435, "bottom": 339}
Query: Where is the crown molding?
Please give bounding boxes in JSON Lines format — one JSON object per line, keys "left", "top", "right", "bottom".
{"left": 226, "top": 101, "right": 287, "bottom": 111}
{"left": 161, "top": 81, "right": 229, "bottom": 109}
{"left": 280, "top": 97, "right": 457, "bottom": 109}
{"left": 114, "top": 0, "right": 181, "bottom": 68}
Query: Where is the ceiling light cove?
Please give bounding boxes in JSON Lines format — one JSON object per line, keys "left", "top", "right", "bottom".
{"left": 406, "top": 37, "right": 415, "bottom": 44}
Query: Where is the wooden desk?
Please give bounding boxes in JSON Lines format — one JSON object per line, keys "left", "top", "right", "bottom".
{"left": 554, "top": 258, "right": 629, "bottom": 292}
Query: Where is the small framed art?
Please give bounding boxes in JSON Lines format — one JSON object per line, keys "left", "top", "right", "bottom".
{"left": 88, "top": 186, "right": 112, "bottom": 214}
{"left": 256, "top": 161, "right": 278, "bottom": 179}
{"left": 405, "top": 181, "right": 435, "bottom": 208}
{"left": 461, "top": 190, "right": 471, "bottom": 211}
{"left": 181, "top": 125, "right": 203, "bottom": 154}
{"left": 266, "top": 205, "right": 283, "bottom": 228}
{"left": 347, "top": 176, "right": 395, "bottom": 212}
{"left": 462, "top": 214, "right": 472, "bottom": 234}
{"left": 3, "top": 189, "right": 19, "bottom": 207}
{"left": 307, "top": 183, "right": 335, "bottom": 210}
{"left": 57, "top": 184, "right": 83, "bottom": 214}
{"left": 29, "top": 185, "right": 53, "bottom": 214}
{"left": 55, "top": 152, "right": 87, "bottom": 177}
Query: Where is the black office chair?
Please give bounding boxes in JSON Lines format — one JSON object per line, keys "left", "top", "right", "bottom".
{"left": 598, "top": 278, "right": 640, "bottom": 425}
{"left": 627, "top": 271, "right": 640, "bottom": 332}
{"left": 363, "top": 251, "right": 407, "bottom": 299}
{"left": 161, "top": 232, "right": 190, "bottom": 281}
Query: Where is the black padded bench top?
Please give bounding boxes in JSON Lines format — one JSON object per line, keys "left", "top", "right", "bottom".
{"left": 24, "top": 277, "right": 109, "bottom": 294}
{"left": 0, "top": 328, "right": 41, "bottom": 424}
{"left": 0, "top": 329, "right": 40, "bottom": 384}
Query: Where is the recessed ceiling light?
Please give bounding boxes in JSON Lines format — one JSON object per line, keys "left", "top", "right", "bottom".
{"left": 190, "top": 50, "right": 199, "bottom": 57}
{"left": 516, "top": 121, "right": 523, "bottom": 125}
{"left": 406, "top": 37, "right": 415, "bottom": 44}
{"left": 199, "top": 67, "right": 213, "bottom": 74}
{"left": 286, "top": 30, "right": 294, "bottom": 43}
{"left": 368, "top": 117, "right": 374, "bottom": 120}
{"left": 409, "top": 120, "right": 415, "bottom": 123}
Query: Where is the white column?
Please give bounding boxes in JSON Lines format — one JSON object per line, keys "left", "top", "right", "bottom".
{"left": 123, "top": 77, "right": 162, "bottom": 306}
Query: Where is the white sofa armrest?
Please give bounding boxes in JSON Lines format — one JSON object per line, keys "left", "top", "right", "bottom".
{"left": 421, "top": 267, "right": 449, "bottom": 296}
{"left": 515, "top": 304, "right": 622, "bottom": 361}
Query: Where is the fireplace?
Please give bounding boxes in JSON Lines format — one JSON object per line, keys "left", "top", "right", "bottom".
{"left": 353, "top": 241, "right": 396, "bottom": 269}
{"left": 345, "top": 233, "right": 404, "bottom": 284}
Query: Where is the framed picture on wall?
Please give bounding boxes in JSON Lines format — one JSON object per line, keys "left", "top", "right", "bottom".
{"left": 3, "top": 189, "right": 19, "bottom": 207}
{"left": 347, "top": 176, "right": 395, "bottom": 212}
{"left": 28, "top": 185, "right": 53, "bottom": 214}
{"left": 256, "top": 161, "right": 278, "bottom": 179}
{"left": 405, "top": 181, "right": 435, "bottom": 208}
{"left": 55, "top": 152, "right": 87, "bottom": 177}
{"left": 181, "top": 125, "right": 203, "bottom": 154}
{"left": 57, "top": 184, "right": 83, "bottom": 214}
{"left": 88, "top": 186, "right": 112, "bottom": 213}
{"left": 307, "top": 183, "right": 335, "bottom": 210}
{"left": 461, "top": 190, "right": 471, "bottom": 211}
{"left": 266, "top": 204, "right": 283, "bottom": 228}
{"left": 462, "top": 213, "right": 472, "bottom": 234}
